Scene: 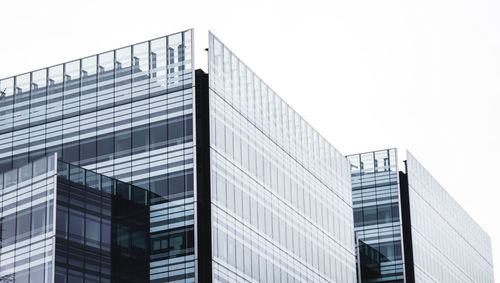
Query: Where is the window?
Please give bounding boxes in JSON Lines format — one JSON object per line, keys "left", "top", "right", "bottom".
{"left": 31, "top": 203, "right": 47, "bottom": 237}
{"left": 4, "top": 169, "right": 17, "bottom": 187}
{"left": 12, "top": 153, "right": 28, "bottom": 169}
{"left": 16, "top": 209, "right": 32, "bottom": 242}
{"left": 185, "top": 169, "right": 193, "bottom": 197}
{"left": 63, "top": 142, "right": 79, "bottom": 164}
{"left": 101, "top": 176, "right": 114, "bottom": 194}
{"left": 362, "top": 206, "right": 377, "bottom": 226}
{"left": 56, "top": 207, "right": 68, "bottom": 239}
{"left": 150, "top": 175, "right": 167, "bottom": 203}
{"left": 150, "top": 121, "right": 167, "bottom": 150}
{"left": 69, "top": 210, "right": 85, "bottom": 243}
{"left": 86, "top": 214, "right": 100, "bottom": 248}
{"left": 80, "top": 138, "right": 96, "bottom": 165}
{"left": 168, "top": 117, "right": 184, "bottom": 146}
{"left": 377, "top": 204, "right": 393, "bottom": 224}
{"left": 168, "top": 171, "right": 184, "bottom": 201}
{"left": 97, "top": 133, "right": 113, "bottom": 162}
{"left": 18, "top": 163, "right": 32, "bottom": 183}
{"left": 132, "top": 124, "right": 149, "bottom": 154}
{"left": 184, "top": 116, "right": 193, "bottom": 142}
{"left": 33, "top": 157, "right": 47, "bottom": 177}
{"left": 116, "top": 181, "right": 130, "bottom": 200}
{"left": 169, "top": 231, "right": 184, "bottom": 256}
{"left": 0, "top": 157, "right": 11, "bottom": 173}
{"left": 1, "top": 214, "right": 16, "bottom": 245}
{"left": 115, "top": 129, "right": 131, "bottom": 158}
{"left": 353, "top": 208, "right": 363, "bottom": 226}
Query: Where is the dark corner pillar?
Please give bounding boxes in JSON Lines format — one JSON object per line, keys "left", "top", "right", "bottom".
{"left": 399, "top": 162, "right": 415, "bottom": 283}
{"left": 195, "top": 69, "right": 212, "bottom": 283}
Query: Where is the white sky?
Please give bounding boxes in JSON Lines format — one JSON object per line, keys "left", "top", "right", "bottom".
{"left": 1, "top": 0, "right": 499, "bottom": 278}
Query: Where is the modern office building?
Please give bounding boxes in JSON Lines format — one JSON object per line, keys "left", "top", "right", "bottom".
{"left": 0, "top": 29, "right": 357, "bottom": 282}
{"left": 348, "top": 149, "right": 494, "bottom": 283}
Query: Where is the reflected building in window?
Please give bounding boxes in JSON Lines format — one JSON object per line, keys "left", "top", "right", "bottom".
{"left": 0, "top": 29, "right": 357, "bottom": 282}
{"left": 348, "top": 149, "right": 494, "bottom": 283}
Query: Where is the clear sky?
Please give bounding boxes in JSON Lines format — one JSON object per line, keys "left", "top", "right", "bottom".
{"left": 1, "top": 0, "right": 499, "bottom": 278}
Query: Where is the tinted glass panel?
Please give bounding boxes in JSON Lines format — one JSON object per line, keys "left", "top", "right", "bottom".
{"left": 132, "top": 124, "right": 149, "bottom": 154}
{"left": 97, "top": 133, "right": 113, "bottom": 162}
{"left": 167, "top": 117, "right": 183, "bottom": 146}
{"left": 63, "top": 142, "right": 79, "bottom": 164}
{"left": 150, "top": 121, "right": 167, "bottom": 150}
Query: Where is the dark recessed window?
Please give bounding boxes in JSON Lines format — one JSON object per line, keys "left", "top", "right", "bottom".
{"left": 150, "top": 121, "right": 167, "bottom": 150}
{"left": 115, "top": 129, "right": 131, "bottom": 158}
{"left": 97, "top": 133, "right": 114, "bottom": 163}
{"left": 132, "top": 124, "right": 149, "bottom": 154}
{"left": 63, "top": 142, "right": 79, "bottom": 164}
{"left": 80, "top": 138, "right": 96, "bottom": 165}
{"left": 168, "top": 117, "right": 183, "bottom": 146}
{"left": 168, "top": 171, "right": 184, "bottom": 201}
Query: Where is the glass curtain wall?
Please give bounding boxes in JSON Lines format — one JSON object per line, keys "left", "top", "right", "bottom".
{"left": 0, "top": 29, "right": 195, "bottom": 282}
{"left": 347, "top": 149, "right": 404, "bottom": 283}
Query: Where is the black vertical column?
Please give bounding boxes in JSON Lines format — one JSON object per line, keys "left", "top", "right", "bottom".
{"left": 195, "top": 69, "right": 212, "bottom": 283}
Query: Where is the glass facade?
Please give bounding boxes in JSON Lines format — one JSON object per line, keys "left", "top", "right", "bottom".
{"left": 0, "top": 30, "right": 196, "bottom": 282}
{"left": 207, "top": 33, "right": 356, "bottom": 282}
{"left": 0, "top": 155, "right": 56, "bottom": 283}
{"left": 405, "top": 151, "right": 494, "bottom": 283}
{"left": 347, "top": 149, "right": 404, "bottom": 283}
{"left": 1, "top": 154, "right": 187, "bottom": 282}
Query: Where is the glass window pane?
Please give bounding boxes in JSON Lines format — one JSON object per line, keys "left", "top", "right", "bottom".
{"left": 168, "top": 171, "right": 184, "bottom": 200}
{"left": 85, "top": 170, "right": 99, "bottom": 190}
{"left": 97, "top": 133, "right": 114, "bottom": 162}
{"left": 116, "top": 181, "right": 130, "bottom": 200}
{"left": 18, "top": 163, "right": 32, "bottom": 183}
{"left": 63, "top": 142, "right": 79, "bottom": 164}
{"left": 69, "top": 164, "right": 84, "bottom": 184}
{"left": 132, "top": 124, "right": 149, "bottom": 154}
{"left": 0, "top": 157, "right": 11, "bottom": 173}
{"left": 115, "top": 129, "right": 131, "bottom": 158}
{"left": 29, "top": 264, "right": 45, "bottom": 283}
{"left": 80, "top": 138, "right": 96, "bottom": 166}
{"left": 4, "top": 168, "right": 17, "bottom": 188}
{"left": 32, "top": 203, "right": 47, "bottom": 237}
{"left": 81, "top": 56, "right": 97, "bottom": 86}
{"left": 167, "top": 116, "right": 183, "bottom": 146}
{"left": 150, "top": 121, "right": 167, "bottom": 150}
{"left": 86, "top": 214, "right": 100, "bottom": 247}
{"left": 64, "top": 60, "right": 80, "bottom": 92}
{"left": 1, "top": 214, "right": 16, "bottom": 245}
{"left": 131, "top": 186, "right": 146, "bottom": 205}
{"left": 15, "top": 73, "right": 31, "bottom": 103}
{"left": 56, "top": 207, "right": 68, "bottom": 239}
{"left": 17, "top": 209, "right": 31, "bottom": 242}
{"left": 101, "top": 175, "right": 113, "bottom": 194}
{"left": 69, "top": 210, "right": 84, "bottom": 243}
{"left": 150, "top": 37, "right": 167, "bottom": 94}
{"left": 150, "top": 175, "right": 167, "bottom": 203}
{"left": 132, "top": 42, "right": 149, "bottom": 85}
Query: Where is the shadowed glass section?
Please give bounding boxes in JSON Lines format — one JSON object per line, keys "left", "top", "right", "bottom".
{"left": 347, "top": 149, "right": 404, "bottom": 283}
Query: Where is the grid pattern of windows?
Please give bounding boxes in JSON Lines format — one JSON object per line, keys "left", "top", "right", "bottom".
{"left": 0, "top": 30, "right": 195, "bottom": 282}
{"left": 0, "top": 155, "right": 56, "bottom": 283}
{"left": 347, "top": 149, "right": 404, "bottom": 282}
{"left": 406, "top": 151, "right": 494, "bottom": 282}
{"left": 208, "top": 33, "right": 355, "bottom": 282}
